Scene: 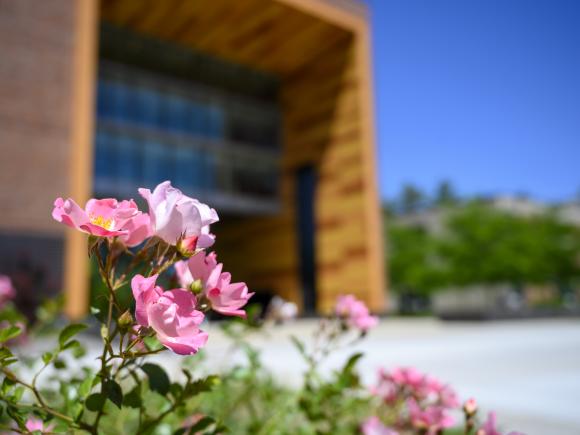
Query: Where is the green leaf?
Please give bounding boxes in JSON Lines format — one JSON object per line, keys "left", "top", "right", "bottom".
{"left": 169, "top": 383, "right": 183, "bottom": 400}
{"left": 143, "top": 336, "right": 164, "bottom": 351}
{"left": 342, "top": 352, "right": 364, "bottom": 374}
{"left": 63, "top": 339, "right": 81, "bottom": 350}
{"left": 42, "top": 352, "right": 53, "bottom": 365}
{"left": 6, "top": 406, "right": 25, "bottom": 427}
{"left": 188, "top": 416, "right": 215, "bottom": 433}
{"left": 53, "top": 358, "right": 67, "bottom": 370}
{"left": 141, "top": 363, "right": 170, "bottom": 395}
{"left": 209, "top": 423, "right": 229, "bottom": 434}
{"left": 72, "top": 402, "right": 84, "bottom": 421}
{"left": 2, "top": 377, "right": 15, "bottom": 393}
{"left": 11, "top": 386, "right": 24, "bottom": 403}
{"left": 183, "top": 375, "right": 220, "bottom": 398}
{"left": 72, "top": 343, "right": 87, "bottom": 359}
{"left": 78, "top": 375, "right": 94, "bottom": 398}
{"left": 59, "top": 324, "right": 88, "bottom": 348}
{"left": 122, "top": 386, "right": 141, "bottom": 408}
{"left": 103, "top": 379, "right": 123, "bottom": 409}
{"left": 0, "top": 326, "right": 21, "bottom": 343}
{"left": 85, "top": 393, "right": 105, "bottom": 412}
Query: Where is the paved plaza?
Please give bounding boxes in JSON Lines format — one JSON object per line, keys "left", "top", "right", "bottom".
{"left": 200, "top": 317, "right": 580, "bottom": 435}
{"left": 23, "top": 318, "right": 580, "bottom": 434}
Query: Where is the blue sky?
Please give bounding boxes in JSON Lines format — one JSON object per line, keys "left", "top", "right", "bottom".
{"left": 364, "top": 0, "right": 580, "bottom": 203}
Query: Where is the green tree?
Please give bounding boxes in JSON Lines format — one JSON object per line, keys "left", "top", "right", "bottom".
{"left": 387, "top": 225, "right": 445, "bottom": 295}
{"left": 399, "top": 184, "right": 425, "bottom": 214}
{"left": 439, "top": 204, "right": 580, "bottom": 287}
{"left": 434, "top": 180, "right": 458, "bottom": 206}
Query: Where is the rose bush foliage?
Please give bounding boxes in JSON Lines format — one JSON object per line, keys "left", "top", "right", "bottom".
{"left": 0, "top": 181, "right": 521, "bottom": 434}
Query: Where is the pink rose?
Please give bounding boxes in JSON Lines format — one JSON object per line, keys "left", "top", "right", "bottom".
{"left": 176, "top": 252, "right": 253, "bottom": 318}
{"left": 138, "top": 181, "right": 218, "bottom": 247}
{"left": 52, "top": 197, "right": 142, "bottom": 237}
{"left": 131, "top": 274, "right": 208, "bottom": 355}
{"left": 408, "top": 399, "right": 455, "bottom": 433}
{"left": 0, "top": 275, "right": 15, "bottom": 308}
{"left": 119, "top": 212, "right": 152, "bottom": 247}
{"left": 175, "top": 252, "right": 217, "bottom": 289}
{"left": 361, "top": 417, "right": 399, "bottom": 435}
{"left": 25, "top": 417, "right": 54, "bottom": 433}
{"left": 335, "top": 294, "right": 379, "bottom": 332}
{"left": 421, "top": 376, "right": 459, "bottom": 407}
{"left": 477, "top": 412, "right": 501, "bottom": 435}
{"left": 390, "top": 366, "right": 424, "bottom": 389}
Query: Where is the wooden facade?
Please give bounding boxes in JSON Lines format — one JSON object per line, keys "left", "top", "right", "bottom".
{"left": 0, "top": 0, "right": 385, "bottom": 316}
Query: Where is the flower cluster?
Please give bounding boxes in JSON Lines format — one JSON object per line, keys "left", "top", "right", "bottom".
{"left": 335, "top": 294, "right": 378, "bottom": 332}
{"left": 364, "top": 367, "right": 459, "bottom": 435}
{"left": 52, "top": 181, "right": 251, "bottom": 355}
{"left": 175, "top": 251, "right": 253, "bottom": 318}
{"left": 364, "top": 369, "right": 525, "bottom": 435}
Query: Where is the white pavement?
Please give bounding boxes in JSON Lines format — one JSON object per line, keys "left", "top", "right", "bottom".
{"left": 198, "top": 317, "right": 580, "bottom": 435}
{"left": 20, "top": 318, "right": 580, "bottom": 434}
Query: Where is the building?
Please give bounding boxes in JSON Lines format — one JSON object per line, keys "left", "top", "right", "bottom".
{"left": 0, "top": 0, "right": 385, "bottom": 318}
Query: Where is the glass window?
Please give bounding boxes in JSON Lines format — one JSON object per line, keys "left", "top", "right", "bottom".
{"left": 94, "top": 62, "right": 281, "bottom": 213}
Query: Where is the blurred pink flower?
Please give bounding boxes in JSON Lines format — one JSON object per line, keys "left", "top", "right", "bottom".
{"left": 463, "top": 397, "right": 478, "bottom": 416}
{"left": 25, "top": 417, "right": 54, "bottom": 433}
{"left": 423, "top": 376, "right": 460, "bottom": 408}
{"left": 139, "top": 181, "right": 218, "bottom": 246}
{"left": 0, "top": 275, "right": 15, "bottom": 308}
{"left": 361, "top": 417, "right": 399, "bottom": 435}
{"left": 408, "top": 399, "right": 455, "bottom": 434}
{"left": 176, "top": 252, "right": 253, "bottom": 318}
{"left": 131, "top": 274, "right": 208, "bottom": 355}
{"left": 335, "top": 294, "right": 378, "bottom": 332}
{"left": 390, "top": 366, "right": 424, "bottom": 390}
{"left": 477, "top": 412, "right": 501, "bottom": 435}
{"left": 52, "top": 197, "right": 142, "bottom": 237}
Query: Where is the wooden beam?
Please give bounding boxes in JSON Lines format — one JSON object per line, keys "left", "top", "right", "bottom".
{"left": 275, "top": 0, "right": 367, "bottom": 31}
{"left": 64, "top": 0, "right": 98, "bottom": 320}
{"left": 353, "top": 23, "right": 386, "bottom": 312}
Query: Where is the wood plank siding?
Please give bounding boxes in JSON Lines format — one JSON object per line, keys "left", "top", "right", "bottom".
{"left": 97, "top": 0, "right": 385, "bottom": 314}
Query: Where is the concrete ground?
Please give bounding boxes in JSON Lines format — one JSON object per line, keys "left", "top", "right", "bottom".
{"left": 198, "top": 317, "right": 580, "bottom": 435}
{"left": 20, "top": 318, "right": 580, "bottom": 434}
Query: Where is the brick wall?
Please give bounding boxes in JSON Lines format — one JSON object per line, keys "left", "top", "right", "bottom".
{"left": 0, "top": 0, "right": 76, "bottom": 235}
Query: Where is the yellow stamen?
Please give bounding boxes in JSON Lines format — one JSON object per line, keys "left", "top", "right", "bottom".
{"left": 90, "top": 214, "right": 114, "bottom": 230}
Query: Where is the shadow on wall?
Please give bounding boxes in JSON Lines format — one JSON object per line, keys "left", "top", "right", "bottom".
{"left": 214, "top": 33, "right": 357, "bottom": 314}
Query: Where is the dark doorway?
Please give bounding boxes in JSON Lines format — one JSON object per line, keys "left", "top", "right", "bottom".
{"left": 296, "top": 166, "right": 317, "bottom": 314}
